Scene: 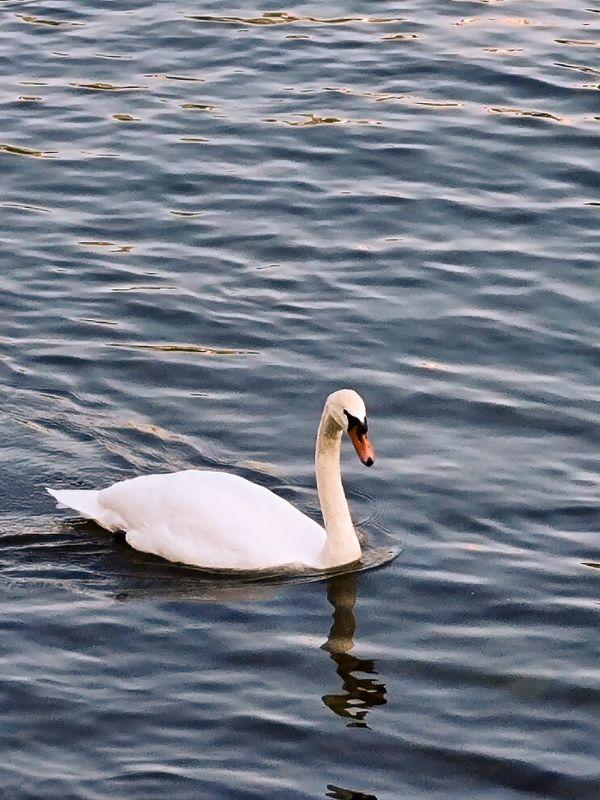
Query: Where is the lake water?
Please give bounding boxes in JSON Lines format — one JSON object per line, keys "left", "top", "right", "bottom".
{"left": 0, "top": 1, "right": 598, "bottom": 798}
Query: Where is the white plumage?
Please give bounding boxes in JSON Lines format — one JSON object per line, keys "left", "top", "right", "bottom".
{"left": 48, "top": 471, "right": 326, "bottom": 570}
{"left": 47, "top": 389, "right": 376, "bottom": 571}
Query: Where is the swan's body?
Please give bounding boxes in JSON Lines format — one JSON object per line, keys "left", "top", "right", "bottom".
{"left": 48, "top": 471, "right": 327, "bottom": 570}
{"left": 47, "top": 389, "right": 375, "bottom": 571}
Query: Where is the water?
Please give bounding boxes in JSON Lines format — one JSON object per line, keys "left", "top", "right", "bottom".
{"left": 1, "top": 0, "right": 598, "bottom": 797}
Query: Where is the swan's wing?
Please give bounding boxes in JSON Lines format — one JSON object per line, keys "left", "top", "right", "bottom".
{"left": 98, "top": 470, "right": 326, "bottom": 569}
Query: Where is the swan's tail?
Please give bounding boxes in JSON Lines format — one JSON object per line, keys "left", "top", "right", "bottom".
{"left": 46, "top": 487, "right": 103, "bottom": 522}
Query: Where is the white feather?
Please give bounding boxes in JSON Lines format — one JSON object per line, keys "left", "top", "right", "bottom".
{"left": 48, "top": 471, "right": 326, "bottom": 570}
{"left": 46, "top": 389, "right": 373, "bottom": 571}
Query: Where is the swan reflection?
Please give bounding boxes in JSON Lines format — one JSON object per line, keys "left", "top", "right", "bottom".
{"left": 321, "top": 573, "right": 387, "bottom": 728}
{"left": 110, "top": 566, "right": 388, "bottom": 735}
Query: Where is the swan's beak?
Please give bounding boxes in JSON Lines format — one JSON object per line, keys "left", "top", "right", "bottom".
{"left": 349, "top": 428, "right": 375, "bottom": 467}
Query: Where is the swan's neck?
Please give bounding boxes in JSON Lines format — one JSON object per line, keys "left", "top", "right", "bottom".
{"left": 316, "top": 410, "right": 361, "bottom": 567}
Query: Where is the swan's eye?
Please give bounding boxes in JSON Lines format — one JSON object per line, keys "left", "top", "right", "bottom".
{"left": 344, "top": 410, "right": 368, "bottom": 438}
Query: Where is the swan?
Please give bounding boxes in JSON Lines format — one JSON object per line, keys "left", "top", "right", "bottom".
{"left": 46, "top": 389, "right": 376, "bottom": 571}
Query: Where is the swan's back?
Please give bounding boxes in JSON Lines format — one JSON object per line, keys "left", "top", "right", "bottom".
{"left": 54, "top": 470, "right": 327, "bottom": 570}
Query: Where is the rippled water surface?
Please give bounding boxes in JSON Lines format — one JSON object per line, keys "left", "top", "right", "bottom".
{"left": 1, "top": 1, "right": 599, "bottom": 797}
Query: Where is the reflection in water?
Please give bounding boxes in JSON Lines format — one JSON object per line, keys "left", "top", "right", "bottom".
{"left": 321, "top": 573, "right": 387, "bottom": 729}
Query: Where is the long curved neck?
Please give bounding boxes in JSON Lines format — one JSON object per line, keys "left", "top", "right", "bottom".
{"left": 316, "top": 408, "right": 362, "bottom": 567}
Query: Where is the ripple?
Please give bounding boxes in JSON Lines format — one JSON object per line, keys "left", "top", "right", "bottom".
{"left": 147, "top": 73, "right": 204, "bottom": 82}
{"left": 181, "top": 102, "right": 216, "bottom": 111}
{"left": 381, "top": 33, "right": 420, "bottom": 41}
{"left": 413, "top": 98, "right": 462, "bottom": 109}
{"left": 76, "top": 318, "right": 118, "bottom": 327}
{"left": 107, "top": 284, "right": 177, "bottom": 293}
{"left": 500, "top": 17, "right": 532, "bottom": 26}
{"left": 79, "top": 149, "right": 120, "bottom": 158}
{"left": 488, "top": 106, "right": 565, "bottom": 122}
{"left": 265, "top": 114, "right": 382, "bottom": 127}
{"left": 70, "top": 82, "right": 147, "bottom": 92}
{"left": 454, "top": 17, "right": 482, "bottom": 27}
{"left": 555, "top": 61, "right": 600, "bottom": 76}
{"left": 186, "top": 12, "right": 405, "bottom": 27}
{"left": 484, "top": 48, "right": 523, "bottom": 55}
{"left": 95, "top": 53, "right": 135, "bottom": 61}
{"left": 1, "top": 201, "right": 52, "bottom": 214}
{"left": 0, "top": 143, "right": 56, "bottom": 158}
{"left": 16, "top": 14, "right": 83, "bottom": 28}
{"left": 179, "top": 137, "right": 209, "bottom": 144}
{"left": 322, "top": 87, "right": 402, "bottom": 103}
{"left": 78, "top": 240, "right": 133, "bottom": 252}
{"left": 555, "top": 38, "right": 600, "bottom": 47}
{"left": 106, "top": 342, "right": 258, "bottom": 356}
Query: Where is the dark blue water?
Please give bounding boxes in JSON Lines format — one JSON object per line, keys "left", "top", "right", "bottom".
{"left": 1, "top": 1, "right": 598, "bottom": 798}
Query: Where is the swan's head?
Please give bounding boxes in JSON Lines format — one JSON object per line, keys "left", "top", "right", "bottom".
{"left": 326, "top": 389, "right": 376, "bottom": 467}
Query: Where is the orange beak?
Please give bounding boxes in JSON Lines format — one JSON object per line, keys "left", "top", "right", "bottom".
{"left": 349, "top": 428, "right": 375, "bottom": 467}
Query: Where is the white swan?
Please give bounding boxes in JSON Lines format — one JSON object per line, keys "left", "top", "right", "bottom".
{"left": 47, "top": 389, "right": 376, "bottom": 571}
